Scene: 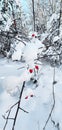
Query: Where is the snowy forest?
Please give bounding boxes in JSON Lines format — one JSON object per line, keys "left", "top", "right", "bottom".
{"left": 0, "top": 0, "right": 62, "bottom": 130}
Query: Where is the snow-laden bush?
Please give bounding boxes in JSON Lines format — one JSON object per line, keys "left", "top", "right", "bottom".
{"left": 12, "top": 41, "right": 25, "bottom": 61}
{"left": 12, "top": 33, "right": 45, "bottom": 63}
{"left": 38, "top": 13, "right": 62, "bottom": 66}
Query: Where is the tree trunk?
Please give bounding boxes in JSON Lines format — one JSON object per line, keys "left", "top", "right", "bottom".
{"left": 32, "top": 0, "right": 35, "bottom": 31}
{"left": 58, "top": 0, "right": 62, "bottom": 35}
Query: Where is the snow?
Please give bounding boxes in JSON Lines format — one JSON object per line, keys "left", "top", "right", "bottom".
{"left": 23, "top": 42, "right": 38, "bottom": 63}
{"left": 12, "top": 41, "right": 25, "bottom": 61}
{"left": 53, "top": 36, "right": 59, "bottom": 42}
{"left": 60, "top": 26, "right": 62, "bottom": 38}
{"left": 49, "top": 13, "right": 58, "bottom": 23}
{"left": 12, "top": 37, "right": 45, "bottom": 67}
{"left": 47, "top": 13, "right": 59, "bottom": 30}
{"left": 3, "top": 69, "right": 34, "bottom": 96}
{"left": 15, "top": 0, "right": 21, "bottom": 7}
{"left": 5, "top": 17, "right": 13, "bottom": 31}
{"left": 0, "top": 0, "right": 62, "bottom": 129}
{"left": 0, "top": 58, "right": 62, "bottom": 130}
{"left": 23, "top": 38, "right": 45, "bottom": 67}
{"left": 28, "top": 31, "right": 37, "bottom": 38}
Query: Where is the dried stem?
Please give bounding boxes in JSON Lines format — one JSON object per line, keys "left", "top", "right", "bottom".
{"left": 3, "top": 109, "right": 11, "bottom": 130}
{"left": 19, "top": 107, "right": 29, "bottom": 113}
{"left": 43, "top": 67, "right": 56, "bottom": 130}
{"left": 12, "top": 81, "right": 25, "bottom": 130}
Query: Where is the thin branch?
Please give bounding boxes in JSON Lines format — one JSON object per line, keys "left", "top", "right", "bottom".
{"left": 43, "top": 67, "right": 56, "bottom": 130}
{"left": 12, "top": 81, "right": 25, "bottom": 130}
{"left": 18, "top": 35, "right": 31, "bottom": 42}
{"left": 3, "top": 109, "right": 11, "bottom": 130}
{"left": 0, "top": 31, "right": 26, "bottom": 46}
{"left": 17, "top": 66, "right": 25, "bottom": 70}
{"left": 19, "top": 107, "right": 29, "bottom": 113}
{"left": 15, "top": 37, "right": 26, "bottom": 46}
{"left": 6, "top": 101, "right": 19, "bottom": 113}
{"left": 51, "top": 119, "right": 60, "bottom": 130}
{"left": 2, "top": 115, "right": 14, "bottom": 120}
{"left": 3, "top": 81, "right": 26, "bottom": 130}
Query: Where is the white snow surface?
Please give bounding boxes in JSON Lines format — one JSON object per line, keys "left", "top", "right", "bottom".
{"left": 0, "top": 58, "right": 62, "bottom": 130}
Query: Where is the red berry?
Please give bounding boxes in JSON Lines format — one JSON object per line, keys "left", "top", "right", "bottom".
{"left": 35, "top": 65, "right": 39, "bottom": 70}
{"left": 25, "top": 96, "right": 28, "bottom": 99}
{"left": 32, "top": 34, "right": 35, "bottom": 37}
{"left": 30, "top": 94, "right": 34, "bottom": 97}
{"left": 29, "top": 69, "right": 33, "bottom": 73}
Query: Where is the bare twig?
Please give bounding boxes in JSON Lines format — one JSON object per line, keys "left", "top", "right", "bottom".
{"left": 3, "top": 81, "right": 26, "bottom": 130}
{"left": 17, "top": 66, "right": 25, "bottom": 70}
{"left": 12, "top": 81, "right": 25, "bottom": 130}
{"left": 0, "top": 31, "right": 26, "bottom": 46}
{"left": 51, "top": 119, "right": 60, "bottom": 130}
{"left": 3, "top": 109, "right": 11, "bottom": 130}
{"left": 43, "top": 67, "right": 56, "bottom": 130}
{"left": 18, "top": 35, "right": 31, "bottom": 42}
{"left": 2, "top": 115, "right": 14, "bottom": 120}
{"left": 19, "top": 107, "right": 29, "bottom": 113}
{"left": 6, "top": 101, "right": 19, "bottom": 113}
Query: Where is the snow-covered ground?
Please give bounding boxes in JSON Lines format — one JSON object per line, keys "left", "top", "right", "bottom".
{"left": 0, "top": 58, "right": 62, "bottom": 130}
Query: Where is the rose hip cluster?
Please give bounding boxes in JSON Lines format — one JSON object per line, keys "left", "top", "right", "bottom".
{"left": 25, "top": 94, "right": 34, "bottom": 99}
{"left": 25, "top": 66, "right": 39, "bottom": 100}
{"left": 29, "top": 65, "right": 39, "bottom": 74}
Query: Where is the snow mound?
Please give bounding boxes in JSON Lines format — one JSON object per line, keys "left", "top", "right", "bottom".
{"left": 3, "top": 76, "right": 22, "bottom": 96}
{"left": 2, "top": 69, "right": 33, "bottom": 96}
{"left": 53, "top": 36, "right": 59, "bottom": 42}
{"left": 12, "top": 36, "right": 45, "bottom": 63}
{"left": 23, "top": 42, "right": 38, "bottom": 62}
{"left": 12, "top": 42, "right": 25, "bottom": 61}
{"left": 23, "top": 38, "right": 45, "bottom": 65}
